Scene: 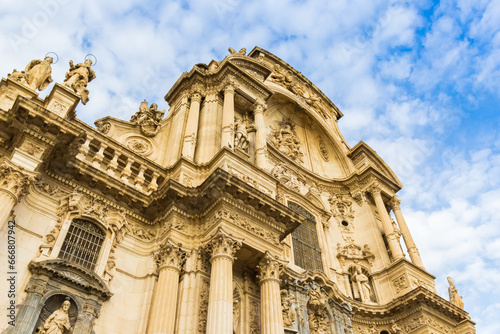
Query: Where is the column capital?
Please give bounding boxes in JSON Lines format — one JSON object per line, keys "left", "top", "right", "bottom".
{"left": 205, "top": 228, "right": 242, "bottom": 261}
{"left": 367, "top": 183, "right": 382, "bottom": 197}
{"left": 154, "top": 239, "right": 186, "bottom": 272}
{"left": 253, "top": 98, "right": 267, "bottom": 114}
{"left": 390, "top": 197, "right": 401, "bottom": 210}
{"left": 256, "top": 251, "right": 284, "bottom": 283}
{"left": 190, "top": 91, "right": 203, "bottom": 103}
{"left": 0, "top": 162, "right": 36, "bottom": 201}
{"left": 224, "top": 82, "right": 236, "bottom": 94}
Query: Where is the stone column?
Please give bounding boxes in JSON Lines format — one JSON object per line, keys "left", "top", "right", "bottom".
{"left": 73, "top": 303, "right": 98, "bottom": 334}
{"left": 205, "top": 230, "right": 242, "bottom": 334}
{"left": 390, "top": 197, "right": 424, "bottom": 268}
{"left": 182, "top": 91, "right": 202, "bottom": 161}
{"left": 257, "top": 252, "right": 284, "bottom": 334}
{"left": 221, "top": 83, "right": 236, "bottom": 148}
{"left": 0, "top": 164, "right": 33, "bottom": 231}
{"left": 11, "top": 281, "right": 47, "bottom": 334}
{"left": 368, "top": 184, "right": 404, "bottom": 260}
{"left": 253, "top": 99, "right": 268, "bottom": 169}
{"left": 147, "top": 242, "right": 186, "bottom": 334}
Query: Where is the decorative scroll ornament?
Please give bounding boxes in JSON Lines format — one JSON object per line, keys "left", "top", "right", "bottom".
{"left": 8, "top": 56, "right": 54, "bottom": 91}
{"left": 318, "top": 139, "right": 329, "bottom": 161}
{"left": 337, "top": 243, "right": 375, "bottom": 265}
{"left": 130, "top": 100, "right": 165, "bottom": 137}
{"left": 95, "top": 120, "right": 111, "bottom": 134}
{"left": 268, "top": 118, "right": 304, "bottom": 164}
{"left": 63, "top": 58, "right": 96, "bottom": 105}
{"left": 271, "top": 163, "right": 304, "bottom": 192}
{"left": 269, "top": 64, "right": 330, "bottom": 119}
{"left": 306, "top": 286, "right": 329, "bottom": 334}
{"left": 281, "top": 289, "right": 296, "bottom": 328}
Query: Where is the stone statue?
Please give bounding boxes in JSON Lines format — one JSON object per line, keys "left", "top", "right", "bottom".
{"left": 130, "top": 100, "right": 165, "bottom": 137}
{"left": 355, "top": 266, "right": 373, "bottom": 304}
{"left": 228, "top": 47, "right": 246, "bottom": 55}
{"left": 281, "top": 289, "right": 296, "bottom": 328}
{"left": 447, "top": 277, "right": 464, "bottom": 308}
{"left": 8, "top": 56, "right": 54, "bottom": 91}
{"left": 234, "top": 117, "right": 249, "bottom": 152}
{"left": 38, "top": 300, "right": 72, "bottom": 334}
{"left": 63, "top": 59, "right": 96, "bottom": 105}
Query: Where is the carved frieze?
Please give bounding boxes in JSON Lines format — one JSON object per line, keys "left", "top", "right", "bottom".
{"left": 306, "top": 286, "right": 329, "bottom": 334}
{"left": 198, "top": 278, "right": 210, "bottom": 334}
{"left": 392, "top": 275, "right": 409, "bottom": 293}
{"left": 337, "top": 243, "right": 375, "bottom": 266}
{"left": 268, "top": 118, "right": 304, "bottom": 164}
{"left": 281, "top": 289, "right": 296, "bottom": 328}
{"left": 227, "top": 165, "right": 273, "bottom": 196}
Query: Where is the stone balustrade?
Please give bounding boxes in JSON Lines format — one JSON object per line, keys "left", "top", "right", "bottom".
{"left": 74, "top": 135, "right": 160, "bottom": 194}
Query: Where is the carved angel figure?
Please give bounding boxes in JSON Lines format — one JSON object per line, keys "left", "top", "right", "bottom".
{"left": 63, "top": 59, "right": 96, "bottom": 104}
{"left": 38, "top": 300, "right": 72, "bottom": 334}
{"left": 8, "top": 56, "right": 54, "bottom": 91}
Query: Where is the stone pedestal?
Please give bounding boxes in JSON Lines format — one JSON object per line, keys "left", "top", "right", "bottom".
{"left": 205, "top": 230, "right": 242, "bottom": 334}
{"left": 0, "top": 78, "right": 38, "bottom": 112}
{"left": 44, "top": 83, "right": 80, "bottom": 118}
{"left": 257, "top": 252, "right": 284, "bottom": 334}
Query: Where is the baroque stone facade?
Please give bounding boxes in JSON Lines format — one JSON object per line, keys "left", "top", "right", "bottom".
{"left": 0, "top": 47, "right": 475, "bottom": 334}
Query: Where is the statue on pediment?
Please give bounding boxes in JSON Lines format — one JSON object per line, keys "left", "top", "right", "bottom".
{"left": 447, "top": 277, "right": 464, "bottom": 308}
{"left": 130, "top": 100, "right": 165, "bottom": 137}
{"left": 8, "top": 56, "right": 54, "bottom": 91}
{"left": 63, "top": 59, "right": 96, "bottom": 105}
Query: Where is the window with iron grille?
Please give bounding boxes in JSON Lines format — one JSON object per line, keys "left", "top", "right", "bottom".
{"left": 58, "top": 219, "right": 106, "bottom": 271}
{"left": 288, "top": 202, "right": 323, "bottom": 272}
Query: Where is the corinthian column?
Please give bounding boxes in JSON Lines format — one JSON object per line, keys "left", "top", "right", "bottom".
{"left": 0, "top": 163, "right": 34, "bottom": 230}
{"left": 182, "top": 91, "right": 202, "bottom": 161}
{"left": 147, "top": 241, "right": 186, "bottom": 334}
{"left": 257, "top": 252, "right": 284, "bottom": 334}
{"left": 253, "top": 99, "right": 268, "bottom": 169}
{"left": 390, "top": 197, "right": 424, "bottom": 268}
{"left": 205, "top": 230, "right": 242, "bottom": 334}
{"left": 368, "top": 184, "right": 404, "bottom": 260}
{"left": 221, "top": 82, "right": 235, "bottom": 148}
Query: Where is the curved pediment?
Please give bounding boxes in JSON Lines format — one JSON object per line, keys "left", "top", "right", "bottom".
{"left": 29, "top": 259, "right": 112, "bottom": 300}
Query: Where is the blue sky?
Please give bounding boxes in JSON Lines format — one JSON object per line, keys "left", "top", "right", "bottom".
{"left": 1, "top": 0, "right": 499, "bottom": 332}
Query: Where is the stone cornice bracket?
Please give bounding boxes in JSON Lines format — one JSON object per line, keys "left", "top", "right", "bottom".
{"left": 204, "top": 227, "right": 243, "bottom": 263}
{"left": 154, "top": 238, "right": 187, "bottom": 273}
{"left": 256, "top": 251, "right": 285, "bottom": 284}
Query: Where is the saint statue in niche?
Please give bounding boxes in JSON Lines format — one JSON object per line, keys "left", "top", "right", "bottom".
{"left": 37, "top": 300, "right": 72, "bottom": 334}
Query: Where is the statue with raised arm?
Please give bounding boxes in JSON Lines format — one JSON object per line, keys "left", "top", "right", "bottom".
{"left": 447, "top": 277, "right": 464, "bottom": 308}
{"left": 8, "top": 56, "right": 54, "bottom": 91}
{"left": 63, "top": 59, "right": 96, "bottom": 104}
{"left": 39, "top": 300, "right": 72, "bottom": 334}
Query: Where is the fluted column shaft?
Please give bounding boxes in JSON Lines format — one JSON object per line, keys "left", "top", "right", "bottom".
{"left": 147, "top": 243, "right": 185, "bottom": 334}
{"left": 221, "top": 84, "right": 235, "bottom": 148}
{"left": 182, "top": 92, "right": 202, "bottom": 161}
{"left": 253, "top": 100, "right": 267, "bottom": 169}
{"left": 369, "top": 186, "right": 404, "bottom": 260}
{"left": 391, "top": 198, "right": 424, "bottom": 268}
{"left": 205, "top": 232, "right": 241, "bottom": 334}
{"left": 257, "top": 252, "right": 284, "bottom": 334}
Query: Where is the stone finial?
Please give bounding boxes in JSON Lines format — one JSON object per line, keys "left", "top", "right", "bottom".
{"left": 63, "top": 58, "right": 96, "bottom": 105}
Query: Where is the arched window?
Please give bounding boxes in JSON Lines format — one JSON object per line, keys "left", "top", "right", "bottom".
{"left": 288, "top": 201, "right": 323, "bottom": 272}
{"left": 58, "top": 219, "right": 106, "bottom": 271}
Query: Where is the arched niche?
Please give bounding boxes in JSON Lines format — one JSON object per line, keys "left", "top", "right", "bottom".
{"left": 33, "top": 294, "right": 78, "bottom": 333}
{"left": 347, "top": 265, "right": 377, "bottom": 304}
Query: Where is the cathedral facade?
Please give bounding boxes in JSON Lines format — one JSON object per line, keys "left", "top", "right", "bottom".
{"left": 0, "top": 47, "right": 475, "bottom": 334}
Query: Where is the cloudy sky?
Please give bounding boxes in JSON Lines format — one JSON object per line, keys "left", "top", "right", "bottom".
{"left": 1, "top": 0, "right": 499, "bottom": 332}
